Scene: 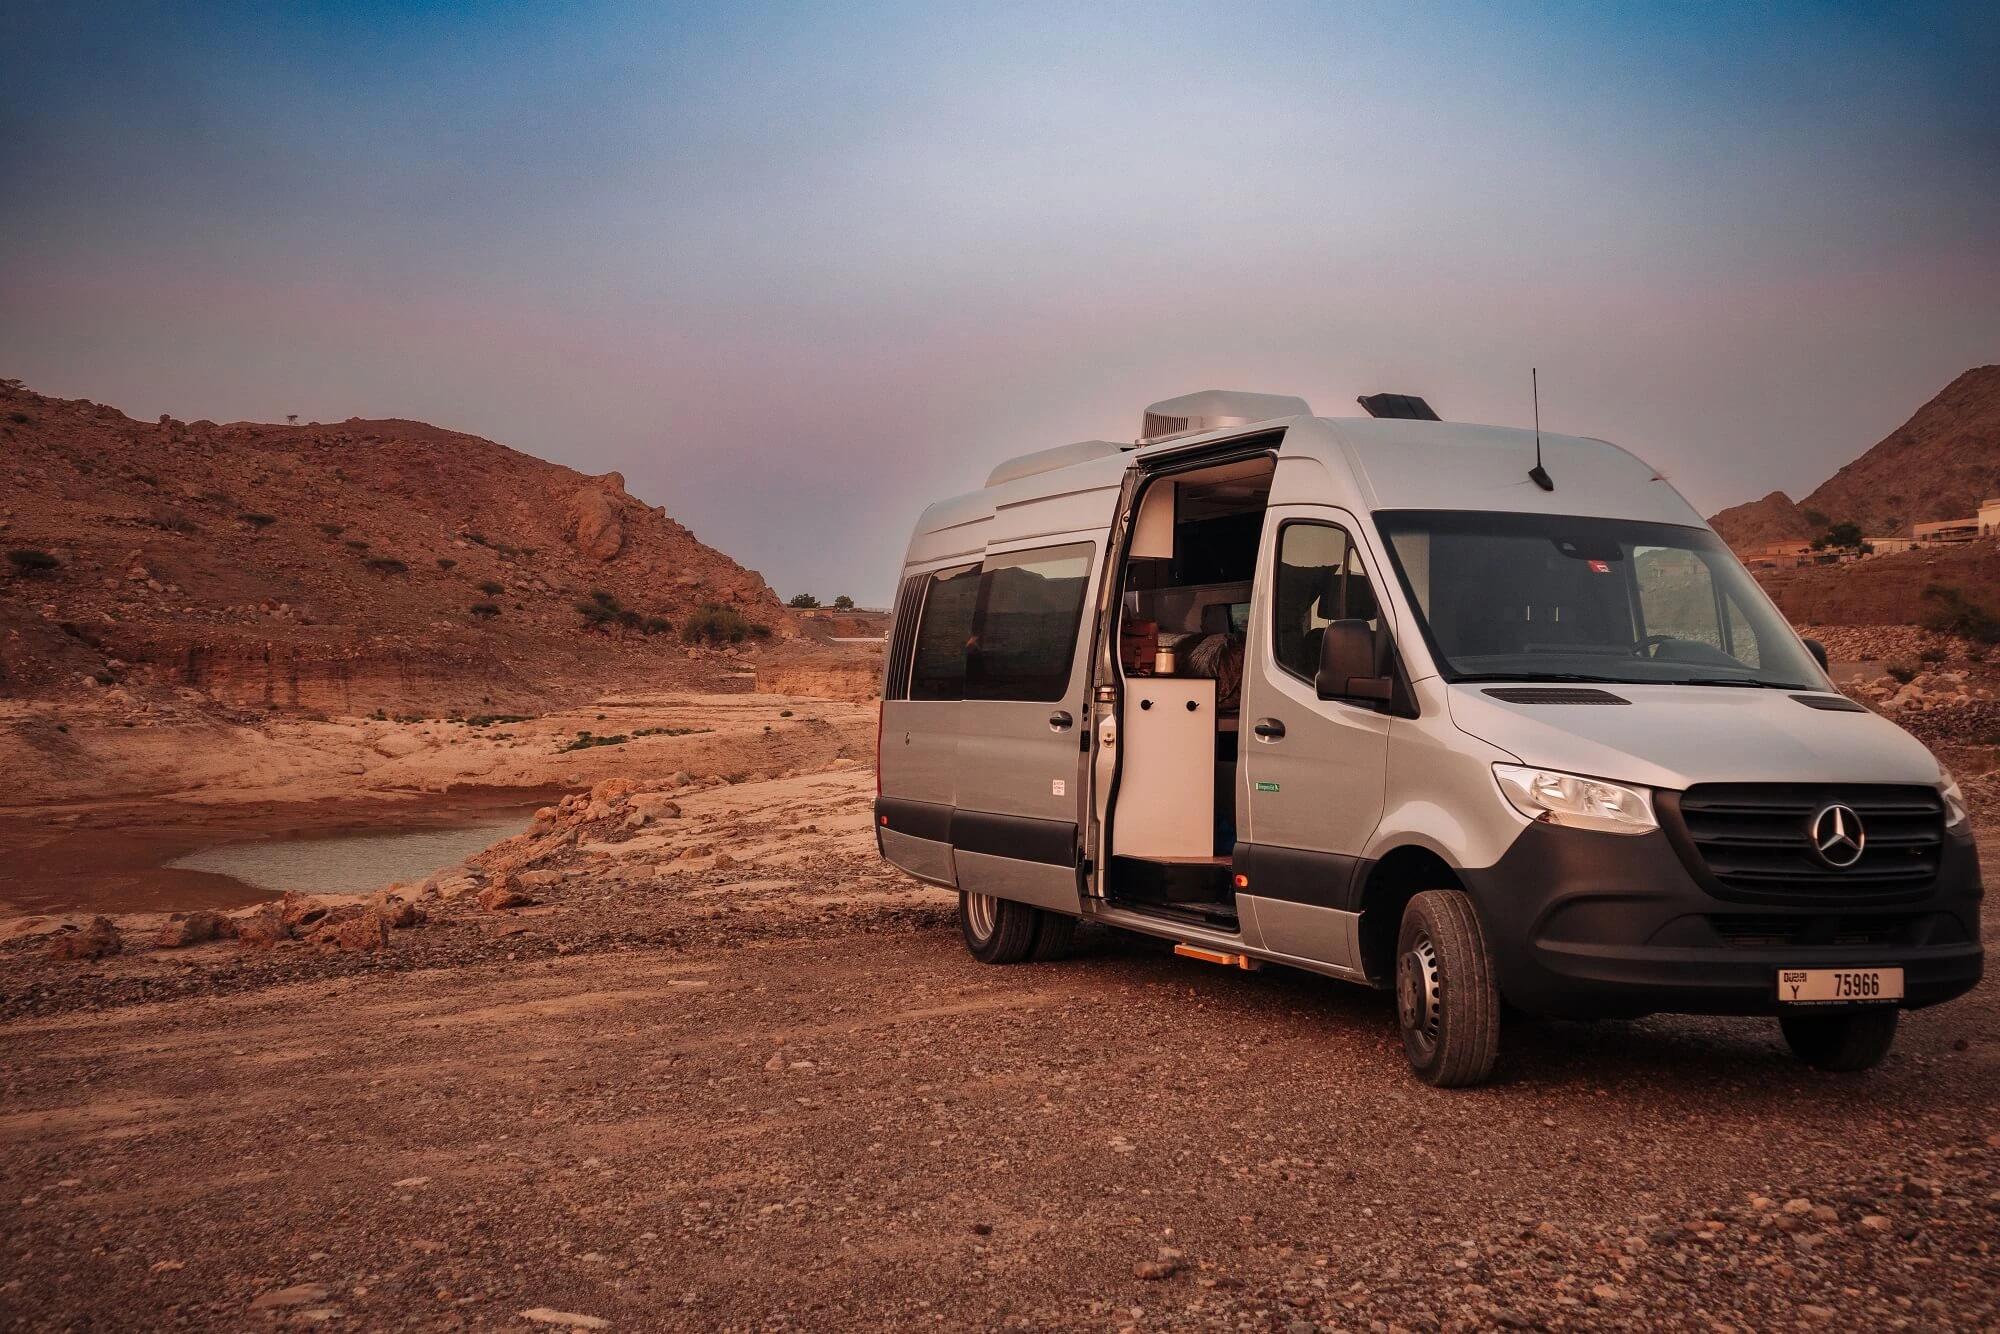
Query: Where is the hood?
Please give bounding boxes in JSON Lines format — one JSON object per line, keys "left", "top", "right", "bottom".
{"left": 1445, "top": 684, "right": 1945, "bottom": 793}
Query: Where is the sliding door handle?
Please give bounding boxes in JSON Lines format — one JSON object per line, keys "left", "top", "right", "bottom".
{"left": 1049, "top": 710, "right": 1074, "bottom": 731}
{"left": 1252, "top": 718, "right": 1286, "bottom": 740}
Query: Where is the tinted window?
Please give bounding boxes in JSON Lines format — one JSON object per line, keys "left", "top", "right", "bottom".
{"left": 967, "top": 543, "right": 1094, "bottom": 702}
{"left": 908, "top": 564, "right": 980, "bottom": 700}
{"left": 1272, "top": 522, "right": 1374, "bottom": 682}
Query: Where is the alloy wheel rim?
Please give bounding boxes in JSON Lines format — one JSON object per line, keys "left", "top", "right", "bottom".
{"left": 1399, "top": 933, "right": 1442, "bottom": 1053}
{"left": 964, "top": 892, "right": 999, "bottom": 942}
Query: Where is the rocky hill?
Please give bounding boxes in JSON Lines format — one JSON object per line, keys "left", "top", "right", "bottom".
{"left": 0, "top": 379, "right": 796, "bottom": 712}
{"left": 1710, "top": 365, "right": 2000, "bottom": 547}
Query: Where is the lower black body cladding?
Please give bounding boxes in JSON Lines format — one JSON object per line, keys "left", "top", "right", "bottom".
{"left": 1462, "top": 821, "right": 1984, "bottom": 1019}
{"left": 874, "top": 798, "right": 1078, "bottom": 868}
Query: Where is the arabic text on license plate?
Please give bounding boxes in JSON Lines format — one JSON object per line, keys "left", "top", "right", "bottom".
{"left": 1777, "top": 967, "right": 1904, "bottom": 1004}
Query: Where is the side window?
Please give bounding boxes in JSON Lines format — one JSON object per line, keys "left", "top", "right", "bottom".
{"left": 908, "top": 564, "right": 980, "bottom": 700}
{"left": 1272, "top": 521, "right": 1373, "bottom": 682}
{"left": 966, "top": 543, "right": 1094, "bottom": 702}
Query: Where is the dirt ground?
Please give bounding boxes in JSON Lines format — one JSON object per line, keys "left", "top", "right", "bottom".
{"left": 2, "top": 760, "right": 1997, "bottom": 1332}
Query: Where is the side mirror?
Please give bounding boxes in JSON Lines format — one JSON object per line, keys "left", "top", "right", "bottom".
{"left": 1316, "top": 619, "right": 1394, "bottom": 703}
{"left": 1801, "top": 637, "right": 1829, "bottom": 672}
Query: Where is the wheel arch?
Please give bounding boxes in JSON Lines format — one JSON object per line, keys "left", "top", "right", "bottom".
{"left": 1356, "top": 844, "right": 1466, "bottom": 986}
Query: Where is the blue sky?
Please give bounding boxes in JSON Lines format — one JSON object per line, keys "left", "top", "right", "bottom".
{"left": 3, "top": 2, "right": 1996, "bottom": 602}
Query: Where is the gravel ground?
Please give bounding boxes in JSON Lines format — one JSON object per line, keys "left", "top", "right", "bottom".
{"left": 2, "top": 770, "right": 1996, "bottom": 1332}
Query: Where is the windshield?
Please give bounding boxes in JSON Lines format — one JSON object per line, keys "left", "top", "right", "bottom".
{"left": 1374, "top": 509, "right": 1827, "bottom": 689}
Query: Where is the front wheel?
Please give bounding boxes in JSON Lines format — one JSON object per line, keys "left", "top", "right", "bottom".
{"left": 1396, "top": 889, "right": 1502, "bottom": 1088}
{"left": 1779, "top": 1007, "right": 1898, "bottom": 1072}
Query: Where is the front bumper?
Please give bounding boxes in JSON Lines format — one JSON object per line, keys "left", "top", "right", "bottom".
{"left": 1460, "top": 820, "right": 1984, "bottom": 1019}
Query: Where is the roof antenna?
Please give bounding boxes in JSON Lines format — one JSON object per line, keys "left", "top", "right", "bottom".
{"left": 1528, "top": 366, "right": 1554, "bottom": 491}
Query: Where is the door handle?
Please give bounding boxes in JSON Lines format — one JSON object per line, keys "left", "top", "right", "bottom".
{"left": 1253, "top": 717, "right": 1286, "bottom": 740}
{"left": 1049, "top": 710, "right": 1074, "bottom": 731}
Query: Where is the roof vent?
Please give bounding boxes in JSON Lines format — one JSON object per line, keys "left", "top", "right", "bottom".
{"left": 1140, "top": 390, "right": 1311, "bottom": 443}
{"left": 1357, "top": 393, "right": 1440, "bottom": 421}
{"left": 985, "top": 439, "right": 1127, "bottom": 488}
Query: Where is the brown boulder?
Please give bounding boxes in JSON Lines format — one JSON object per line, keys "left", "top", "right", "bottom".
{"left": 564, "top": 487, "right": 626, "bottom": 561}
{"left": 47, "top": 915, "right": 122, "bottom": 961}
{"left": 311, "top": 907, "right": 391, "bottom": 952}
{"left": 154, "top": 910, "right": 232, "bottom": 948}
{"left": 479, "top": 884, "right": 535, "bottom": 911}
{"left": 234, "top": 902, "right": 290, "bottom": 949}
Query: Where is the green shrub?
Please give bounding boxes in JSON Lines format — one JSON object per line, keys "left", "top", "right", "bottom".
{"left": 789, "top": 592, "right": 821, "bottom": 608}
{"left": 478, "top": 580, "right": 504, "bottom": 596}
{"left": 437, "top": 557, "right": 457, "bottom": 570}
{"left": 1919, "top": 647, "right": 1947, "bottom": 664}
{"left": 318, "top": 522, "right": 344, "bottom": 538}
{"left": 682, "top": 603, "right": 758, "bottom": 644}
{"left": 365, "top": 557, "right": 408, "bottom": 576}
{"left": 345, "top": 539, "right": 369, "bottom": 551}
{"left": 238, "top": 512, "right": 277, "bottom": 529}
{"left": 7, "top": 411, "right": 28, "bottom": 425}
{"left": 642, "top": 616, "right": 672, "bottom": 635}
{"left": 1918, "top": 584, "right": 2000, "bottom": 644}
{"left": 7, "top": 549, "right": 60, "bottom": 575}
{"left": 1886, "top": 662, "right": 1917, "bottom": 684}
{"left": 832, "top": 594, "right": 855, "bottom": 610}
{"left": 470, "top": 602, "right": 501, "bottom": 619}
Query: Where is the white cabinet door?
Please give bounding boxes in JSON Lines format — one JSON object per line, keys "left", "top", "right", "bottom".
{"left": 1113, "top": 678, "right": 1216, "bottom": 859}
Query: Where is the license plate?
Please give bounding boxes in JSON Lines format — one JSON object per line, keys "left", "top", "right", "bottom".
{"left": 1777, "top": 968, "right": 1903, "bottom": 1004}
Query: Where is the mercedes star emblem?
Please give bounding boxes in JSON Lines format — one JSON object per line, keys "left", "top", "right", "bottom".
{"left": 1810, "top": 803, "right": 1866, "bottom": 868}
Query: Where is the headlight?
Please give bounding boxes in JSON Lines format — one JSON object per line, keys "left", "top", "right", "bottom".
{"left": 1940, "top": 766, "right": 1969, "bottom": 829}
{"left": 1493, "top": 764, "right": 1657, "bottom": 835}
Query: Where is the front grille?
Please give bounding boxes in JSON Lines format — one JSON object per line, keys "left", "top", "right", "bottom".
{"left": 1664, "top": 784, "right": 1945, "bottom": 904}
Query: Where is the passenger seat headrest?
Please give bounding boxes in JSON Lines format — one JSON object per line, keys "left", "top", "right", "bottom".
{"left": 1201, "top": 603, "right": 1234, "bottom": 636}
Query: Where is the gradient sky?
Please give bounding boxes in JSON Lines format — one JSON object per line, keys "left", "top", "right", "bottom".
{"left": 4, "top": 2, "right": 1996, "bottom": 603}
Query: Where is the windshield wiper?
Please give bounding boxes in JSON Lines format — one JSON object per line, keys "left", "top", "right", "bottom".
{"left": 1676, "top": 677, "right": 1815, "bottom": 691}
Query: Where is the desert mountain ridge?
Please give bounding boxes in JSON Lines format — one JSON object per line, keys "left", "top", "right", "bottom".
{"left": 0, "top": 378, "right": 802, "bottom": 712}
{"left": 1709, "top": 365, "right": 2000, "bottom": 548}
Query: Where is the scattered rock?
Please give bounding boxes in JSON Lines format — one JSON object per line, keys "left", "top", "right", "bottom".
{"left": 520, "top": 1308, "right": 611, "bottom": 1330}
{"left": 479, "top": 885, "right": 535, "bottom": 911}
{"left": 154, "top": 910, "right": 232, "bottom": 948}
{"left": 234, "top": 902, "right": 290, "bottom": 949}
{"left": 250, "top": 1284, "right": 332, "bottom": 1309}
{"left": 47, "top": 916, "right": 121, "bottom": 961}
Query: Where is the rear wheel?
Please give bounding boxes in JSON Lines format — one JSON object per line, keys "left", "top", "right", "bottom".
{"left": 1779, "top": 1007, "right": 1899, "bottom": 1072}
{"left": 958, "top": 891, "right": 1039, "bottom": 964}
{"left": 1396, "top": 889, "right": 1502, "bottom": 1088}
{"left": 1029, "top": 911, "right": 1078, "bottom": 962}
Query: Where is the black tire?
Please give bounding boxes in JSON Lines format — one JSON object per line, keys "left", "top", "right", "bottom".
{"left": 1029, "top": 911, "right": 1078, "bottom": 962}
{"left": 958, "top": 891, "right": 1038, "bottom": 964}
{"left": 1779, "top": 1007, "right": 1899, "bottom": 1072}
{"left": 1396, "top": 889, "right": 1502, "bottom": 1088}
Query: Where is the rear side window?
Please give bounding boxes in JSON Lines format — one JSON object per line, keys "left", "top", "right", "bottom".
{"left": 967, "top": 543, "right": 1094, "bottom": 702}
{"left": 909, "top": 564, "right": 980, "bottom": 700}
{"left": 882, "top": 574, "right": 930, "bottom": 700}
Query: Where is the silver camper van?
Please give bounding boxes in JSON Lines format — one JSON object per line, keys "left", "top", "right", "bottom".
{"left": 874, "top": 390, "right": 1983, "bottom": 1087}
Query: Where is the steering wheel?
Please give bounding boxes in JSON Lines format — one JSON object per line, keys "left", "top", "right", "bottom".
{"left": 1634, "top": 634, "right": 1679, "bottom": 658}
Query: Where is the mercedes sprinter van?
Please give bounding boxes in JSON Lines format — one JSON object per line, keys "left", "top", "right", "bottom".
{"left": 873, "top": 389, "right": 1983, "bottom": 1087}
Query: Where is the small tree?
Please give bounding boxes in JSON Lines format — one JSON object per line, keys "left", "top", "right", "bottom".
{"left": 1811, "top": 520, "right": 1864, "bottom": 552}
{"left": 286, "top": 414, "right": 299, "bottom": 426}
{"left": 788, "top": 592, "right": 821, "bottom": 609}
{"left": 832, "top": 594, "right": 855, "bottom": 610}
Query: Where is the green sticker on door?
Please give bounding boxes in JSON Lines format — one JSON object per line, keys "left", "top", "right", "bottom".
{"left": 1254, "top": 781, "right": 1281, "bottom": 793}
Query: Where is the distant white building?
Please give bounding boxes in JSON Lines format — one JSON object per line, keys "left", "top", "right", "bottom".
{"left": 1980, "top": 498, "right": 2000, "bottom": 536}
